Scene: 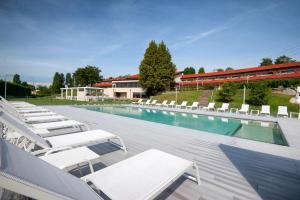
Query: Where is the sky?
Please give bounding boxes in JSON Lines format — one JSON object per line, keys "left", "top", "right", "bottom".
{"left": 0, "top": 0, "right": 300, "bottom": 85}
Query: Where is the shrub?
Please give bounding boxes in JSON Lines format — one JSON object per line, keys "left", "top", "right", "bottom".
{"left": 247, "top": 83, "right": 268, "bottom": 106}
{"left": 0, "top": 80, "right": 31, "bottom": 97}
{"left": 217, "top": 83, "right": 237, "bottom": 102}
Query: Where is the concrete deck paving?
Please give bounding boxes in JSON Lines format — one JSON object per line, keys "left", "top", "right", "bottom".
{"left": 45, "top": 105, "right": 300, "bottom": 200}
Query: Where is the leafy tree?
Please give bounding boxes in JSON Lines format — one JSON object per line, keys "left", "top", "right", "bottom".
{"left": 13, "top": 74, "right": 21, "bottom": 84}
{"left": 274, "top": 55, "right": 296, "bottom": 64}
{"left": 74, "top": 65, "right": 102, "bottom": 86}
{"left": 217, "top": 83, "right": 237, "bottom": 102}
{"left": 183, "top": 67, "right": 196, "bottom": 75}
{"left": 36, "top": 85, "right": 51, "bottom": 95}
{"left": 216, "top": 68, "right": 224, "bottom": 72}
{"left": 198, "top": 67, "right": 205, "bottom": 74}
{"left": 139, "top": 40, "right": 176, "bottom": 96}
{"left": 60, "top": 73, "right": 65, "bottom": 86}
{"left": 247, "top": 83, "right": 268, "bottom": 106}
{"left": 260, "top": 58, "right": 273, "bottom": 66}
{"left": 225, "top": 67, "right": 233, "bottom": 71}
{"left": 65, "top": 73, "right": 73, "bottom": 87}
{"left": 52, "top": 72, "right": 64, "bottom": 94}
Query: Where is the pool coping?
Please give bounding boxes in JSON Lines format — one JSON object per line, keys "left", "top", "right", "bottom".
{"left": 76, "top": 104, "right": 300, "bottom": 150}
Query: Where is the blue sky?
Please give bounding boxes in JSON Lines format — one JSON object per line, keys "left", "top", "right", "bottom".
{"left": 0, "top": 0, "right": 300, "bottom": 84}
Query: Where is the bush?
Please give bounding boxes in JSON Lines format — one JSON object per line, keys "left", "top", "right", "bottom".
{"left": 217, "top": 83, "right": 237, "bottom": 102}
{"left": 247, "top": 83, "right": 268, "bottom": 106}
{"left": 0, "top": 80, "right": 31, "bottom": 97}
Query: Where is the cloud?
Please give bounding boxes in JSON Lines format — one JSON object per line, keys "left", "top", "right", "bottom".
{"left": 171, "top": 3, "right": 280, "bottom": 49}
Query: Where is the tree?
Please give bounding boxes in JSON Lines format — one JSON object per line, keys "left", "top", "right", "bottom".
{"left": 274, "top": 55, "right": 296, "bottom": 64}
{"left": 216, "top": 68, "right": 224, "bottom": 72}
{"left": 260, "top": 58, "right": 273, "bottom": 66}
{"left": 225, "top": 67, "right": 233, "bottom": 71}
{"left": 139, "top": 40, "right": 176, "bottom": 96}
{"left": 183, "top": 67, "right": 196, "bottom": 75}
{"left": 198, "top": 67, "right": 205, "bottom": 74}
{"left": 52, "top": 72, "right": 64, "bottom": 94}
{"left": 36, "top": 85, "right": 51, "bottom": 95}
{"left": 73, "top": 66, "right": 102, "bottom": 86}
{"left": 13, "top": 74, "right": 21, "bottom": 84}
{"left": 65, "top": 73, "right": 73, "bottom": 87}
{"left": 217, "top": 83, "right": 237, "bottom": 102}
{"left": 247, "top": 83, "right": 268, "bottom": 106}
{"left": 60, "top": 73, "right": 65, "bottom": 86}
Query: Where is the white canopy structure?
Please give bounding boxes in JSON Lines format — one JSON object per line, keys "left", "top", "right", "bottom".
{"left": 60, "top": 87, "right": 104, "bottom": 101}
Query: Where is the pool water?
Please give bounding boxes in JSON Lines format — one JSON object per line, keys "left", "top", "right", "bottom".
{"left": 86, "top": 106, "right": 288, "bottom": 146}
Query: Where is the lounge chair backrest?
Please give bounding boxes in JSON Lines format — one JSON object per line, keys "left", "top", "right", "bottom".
{"left": 138, "top": 99, "right": 143, "bottom": 103}
{"left": 222, "top": 103, "right": 229, "bottom": 109}
{"left": 181, "top": 101, "right": 188, "bottom": 106}
{"left": 241, "top": 104, "right": 249, "bottom": 111}
{"left": 162, "top": 100, "right": 168, "bottom": 105}
{"left": 169, "top": 101, "right": 176, "bottom": 105}
{"left": 0, "top": 139, "right": 101, "bottom": 200}
{"left": 208, "top": 102, "right": 215, "bottom": 108}
{"left": 192, "top": 102, "right": 198, "bottom": 107}
{"left": 145, "top": 100, "right": 151, "bottom": 104}
{"left": 261, "top": 105, "right": 270, "bottom": 113}
{"left": 151, "top": 100, "right": 157, "bottom": 104}
{"left": 0, "top": 109, "right": 50, "bottom": 148}
{"left": 278, "top": 106, "right": 287, "bottom": 114}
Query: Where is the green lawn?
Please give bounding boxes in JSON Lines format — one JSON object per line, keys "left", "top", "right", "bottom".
{"left": 9, "top": 96, "right": 131, "bottom": 105}
{"left": 212, "top": 89, "right": 299, "bottom": 115}
{"left": 153, "top": 90, "right": 202, "bottom": 103}
{"left": 153, "top": 89, "right": 299, "bottom": 116}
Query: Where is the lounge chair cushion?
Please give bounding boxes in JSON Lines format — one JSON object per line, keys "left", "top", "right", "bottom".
{"left": 83, "top": 149, "right": 193, "bottom": 200}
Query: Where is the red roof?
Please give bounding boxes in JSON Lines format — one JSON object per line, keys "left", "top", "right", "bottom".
{"left": 178, "top": 72, "right": 300, "bottom": 86}
{"left": 93, "top": 82, "right": 112, "bottom": 87}
{"left": 181, "top": 62, "right": 300, "bottom": 79}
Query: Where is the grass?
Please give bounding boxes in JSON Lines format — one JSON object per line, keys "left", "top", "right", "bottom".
{"left": 153, "top": 90, "right": 202, "bottom": 103}
{"left": 9, "top": 96, "right": 131, "bottom": 105}
{"left": 153, "top": 89, "right": 299, "bottom": 116}
{"left": 212, "top": 89, "right": 299, "bottom": 115}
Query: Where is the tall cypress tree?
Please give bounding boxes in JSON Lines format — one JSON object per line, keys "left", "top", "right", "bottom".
{"left": 139, "top": 40, "right": 176, "bottom": 96}
{"left": 52, "top": 72, "right": 64, "bottom": 94}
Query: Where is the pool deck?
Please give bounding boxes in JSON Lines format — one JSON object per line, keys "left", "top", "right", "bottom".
{"left": 46, "top": 105, "right": 300, "bottom": 200}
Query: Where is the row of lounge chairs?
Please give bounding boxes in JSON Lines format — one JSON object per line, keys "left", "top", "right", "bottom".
{"left": 0, "top": 97, "right": 200, "bottom": 200}
{"left": 133, "top": 99, "right": 298, "bottom": 118}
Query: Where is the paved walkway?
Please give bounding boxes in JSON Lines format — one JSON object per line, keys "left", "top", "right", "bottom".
{"left": 46, "top": 105, "right": 300, "bottom": 200}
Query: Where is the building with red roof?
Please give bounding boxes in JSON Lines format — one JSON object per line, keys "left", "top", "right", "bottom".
{"left": 178, "top": 62, "right": 300, "bottom": 87}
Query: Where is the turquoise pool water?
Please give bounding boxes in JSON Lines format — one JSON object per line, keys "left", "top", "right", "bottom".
{"left": 86, "top": 106, "right": 288, "bottom": 146}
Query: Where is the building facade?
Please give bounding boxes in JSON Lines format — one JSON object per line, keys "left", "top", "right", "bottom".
{"left": 178, "top": 62, "right": 300, "bottom": 86}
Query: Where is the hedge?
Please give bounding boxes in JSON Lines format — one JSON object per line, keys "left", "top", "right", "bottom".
{"left": 0, "top": 80, "right": 31, "bottom": 97}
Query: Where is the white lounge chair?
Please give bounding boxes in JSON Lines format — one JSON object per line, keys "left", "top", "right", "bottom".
{"left": 132, "top": 99, "right": 143, "bottom": 104}
{"left": 216, "top": 103, "right": 229, "bottom": 112}
{"left": 0, "top": 140, "right": 199, "bottom": 200}
{"left": 166, "top": 100, "right": 176, "bottom": 108}
{"left": 260, "top": 105, "right": 270, "bottom": 116}
{"left": 141, "top": 99, "right": 151, "bottom": 106}
{"left": 156, "top": 100, "right": 168, "bottom": 107}
{"left": 82, "top": 149, "right": 200, "bottom": 200}
{"left": 176, "top": 101, "right": 188, "bottom": 109}
{"left": 22, "top": 111, "right": 58, "bottom": 117}
{"left": 203, "top": 102, "right": 215, "bottom": 111}
{"left": 187, "top": 102, "right": 199, "bottom": 109}
{"left": 30, "top": 120, "right": 85, "bottom": 131}
{"left": 0, "top": 110, "right": 127, "bottom": 153}
{"left": 150, "top": 99, "right": 158, "bottom": 106}
{"left": 238, "top": 104, "right": 249, "bottom": 114}
{"left": 0, "top": 139, "right": 103, "bottom": 200}
{"left": 277, "top": 106, "right": 288, "bottom": 118}
{"left": 24, "top": 115, "right": 68, "bottom": 123}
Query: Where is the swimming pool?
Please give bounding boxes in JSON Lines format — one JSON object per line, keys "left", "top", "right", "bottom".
{"left": 86, "top": 106, "right": 288, "bottom": 146}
